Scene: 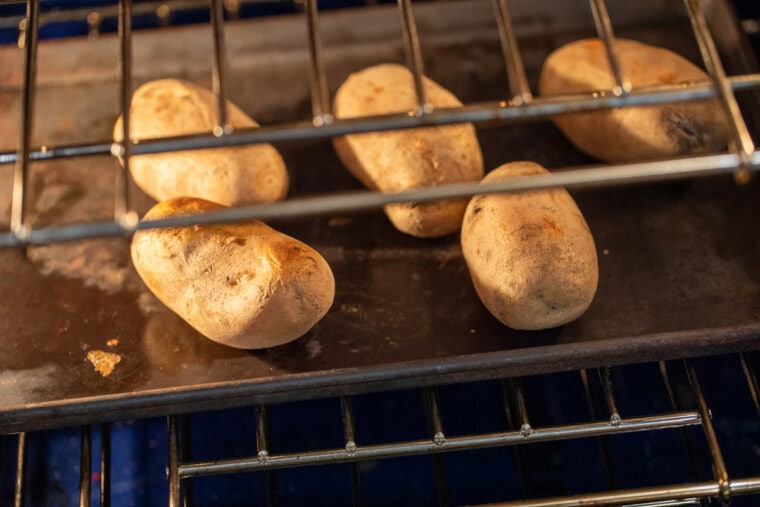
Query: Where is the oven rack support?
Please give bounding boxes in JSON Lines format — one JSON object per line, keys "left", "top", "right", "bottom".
{"left": 1, "top": 0, "right": 760, "bottom": 247}
{"left": 5, "top": 356, "right": 757, "bottom": 507}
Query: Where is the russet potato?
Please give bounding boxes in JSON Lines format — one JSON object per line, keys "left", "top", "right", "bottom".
{"left": 461, "top": 162, "right": 598, "bottom": 330}
{"left": 131, "top": 197, "right": 334, "bottom": 349}
{"left": 114, "top": 79, "right": 288, "bottom": 206}
{"left": 539, "top": 39, "right": 727, "bottom": 162}
{"left": 333, "top": 64, "right": 484, "bottom": 238}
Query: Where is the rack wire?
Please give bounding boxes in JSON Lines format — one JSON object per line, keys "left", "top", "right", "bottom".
{"left": 3, "top": 355, "right": 759, "bottom": 506}
{"left": 1, "top": 0, "right": 759, "bottom": 247}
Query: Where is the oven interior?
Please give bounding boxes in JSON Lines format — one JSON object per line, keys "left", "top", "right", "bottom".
{"left": 0, "top": 0, "right": 759, "bottom": 505}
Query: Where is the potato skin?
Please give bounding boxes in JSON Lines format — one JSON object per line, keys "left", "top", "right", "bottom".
{"left": 461, "top": 162, "right": 598, "bottom": 330}
{"left": 333, "top": 64, "right": 484, "bottom": 237}
{"left": 114, "top": 79, "right": 288, "bottom": 206}
{"left": 539, "top": 39, "right": 727, "bottom": 162}
{"left": 131, "top": 197, "right": 334, "bottom": 349}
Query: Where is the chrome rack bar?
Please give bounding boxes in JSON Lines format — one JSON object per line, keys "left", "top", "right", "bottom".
{"left": 168, "top": 416, "right": 181, "bottom": 507}
{"left": 623, "top": 500, "right": 702, "bottom": 507}
{"left": 659, "top": 361, "right": 703, "bottom": 485}
{"left": 210, "top": 0, "right": 232, "bottom": 135}
{"left": 500, "top": 379, "right": 530, "bottom": 498}
{"left": 178, "top": 411, "right": 700, "bottom": 478}
{"left": 2, "top": 75, "right": 760, "bottom": 166}
{"left": 255, "top": 405, "right": 278, "bottom": 507}
{"left": 396, "top": 0, "right": 430, "bottom": 115}
{"left": 156, "top": 4, "right": 171, "bottom": 27}
{"left": 100, "top": 424, "right": 111, "bottom": 507}
{"left": 423, "top": 387, "right": 449, "bottom": 507}
{"left": 685, "top": 360, "right": 730, "bottom": 504}
{"left": 600, "top": 367, "right": 620, "bottom": 425}
{"left": 588, "top": 0, "right": 629, "bottom": 95}
{"left": 477, "top": 478, "right": 760, "bottom": 507}
{"left": 304, "top": 0, "right": 332, "bottom": 126}
{"left": 116, "top": 0, "right": 135, "bottom": 228}
{"left": 579, "top": 369, "right": 617, "bottom": 490}
{"left": 10, "top": 0, "right": 40, "bottom": 240}
{"left": 181, "top": 416, "right": 195, "bottom": 507}
{"left": 1, "top": 151, "right": 757, "bottom": 248}
{"left": 340, "top": 396, "right": 357, "bottom": 456}
{"left": 424, "top": 386, "right": 446, "bottom": 447}
{"left": 14, "top": 433, "right": 26, "bottom": 507}
{"left": 739, "top": 353, "right": 760, "bottom": 416}
{"left": 509, "top": 379, "right": 532, "bottom": 437}
{"left": 340, "top": 396, "right": 362, "bottom": 507}
{"left": 80, "top": 426, "right": 92, "bottom": 507}
{"left": 255, "top": 404, "right": 270, "bottom": 466}
{"left": 491, "top": 0, "right": 532, "bottom": 104}
{"left": 87, "top": 10, "right": 101, "bottom": 38}
{"left": 683, "top": 0, "right": 755, "bottom": 182}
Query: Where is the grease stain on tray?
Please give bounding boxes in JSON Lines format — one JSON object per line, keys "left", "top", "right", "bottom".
{"left": 305, "top": 339, "right": 322, "bottom": 359}
{"left": 0, "top": 365, "right": 58, "bottom": 406}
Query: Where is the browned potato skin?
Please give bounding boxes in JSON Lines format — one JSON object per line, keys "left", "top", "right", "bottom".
{"left": 333, "top": 64, "right": 484, "bottom": 238}
{"left": 114, "top": 79, "right": 288, "bottom": 206}
{"left": 539, "top": 39, "right": 727, "bottom": 162}
{"left": 461, "top": 162, "right": 598, "bottom": 330}
{"left": 131, "top": 197, "right": 334, "bottom": 349}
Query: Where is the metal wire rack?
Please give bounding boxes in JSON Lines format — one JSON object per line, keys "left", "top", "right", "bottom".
{"left": 1, "top": 0, "right": 759, "bottom": 505}
{"left": 2, "top": 354, "right": 759, "bottom": 506}
{"left": 0, "top": 0, "right": 759, "bottom": 246}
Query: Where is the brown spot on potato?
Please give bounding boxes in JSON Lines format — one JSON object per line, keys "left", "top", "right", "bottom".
{"left": 267, "top": 241, "right": 310, "bottom": 266}
{"left": 516, "top": 223, "right": 542, "bottom": 241}
{"left": 657, "top": 73, "right": 680, "bottom": 84}
{"left": 661, "top": 107, "right": 708, "bottom": 153}
{"left": 226, "top": 271, "right": 254, "bottom": 286}
{"left": 470, "top": 195, "right": 486, "bottom": 216}
{"left": 581, "top": 39, "right": 604, "bottom": 49}
{"left": 183, "top": 242, "right": 199, "bottom": 261}
{"left": 542, "top": 216, "right": 561, "bottom": 235}
{"left": 225, "top": 237, "right": 247, "bottom": 247}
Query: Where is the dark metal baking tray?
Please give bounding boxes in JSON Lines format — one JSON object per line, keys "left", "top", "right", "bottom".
{"left": 0, "top": 0, "right": 758, "bottom": 433}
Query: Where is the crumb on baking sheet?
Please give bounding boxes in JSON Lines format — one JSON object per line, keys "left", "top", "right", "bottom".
{"left": 87, "top": 350, "right": 122, "bottom": 377}
{"left": 107, "top": 338, "right": 119, "bottom": 347}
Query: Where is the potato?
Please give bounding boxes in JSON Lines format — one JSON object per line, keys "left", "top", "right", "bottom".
{"left": 114, "top": 79, "right": 288, "bottom": 206}
{"left": 461, "top": 162, "right": 598, "bottom": 330}
{"left": 131, "top": 197, "right": 334, "bottom": 349}
{"left": 539, "top": 39, "right": 727, "bottom": 162}
{"left": 333, "top": 64, "right": 484, "bottom": 237}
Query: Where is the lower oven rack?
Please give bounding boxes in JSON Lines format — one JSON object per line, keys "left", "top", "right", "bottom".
{"left": 0, "top": 0, "right": 759, "bottom": 433}
{"left": 3, "top": 354, "right": 759, "bottom": 506}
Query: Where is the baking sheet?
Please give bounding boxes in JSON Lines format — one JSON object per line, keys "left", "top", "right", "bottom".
{"left": 0, "top": 0, "right": 758, "bottom": 433}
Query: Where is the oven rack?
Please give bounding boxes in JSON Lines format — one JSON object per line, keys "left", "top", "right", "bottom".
{"left": 1, "top": 0, "right": 759, "bottom": 247}
{"left": 2, "top": 354, "right": 759, "bottom": 506}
